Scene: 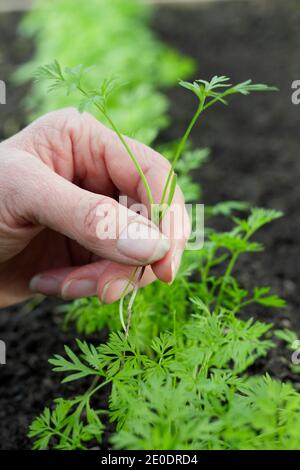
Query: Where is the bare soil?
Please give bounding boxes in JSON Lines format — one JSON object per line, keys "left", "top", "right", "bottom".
{"left": 1, "top": 0, "right": 300, "bottom": 449}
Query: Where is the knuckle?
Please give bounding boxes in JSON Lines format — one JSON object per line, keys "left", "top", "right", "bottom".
{"left": 75, "top": 195, "right": 117, "bottom": 243}
{"left": 144, "top": 146, "right": 172, "bottom": 173}
{"left": 42, "top": 107, "right": 81, "bottom": 125}
{"left": 0, "top": 149, "right": 37, "bottom": 226}
{"left": 147, "top": 146, "right": 172, "bottom": 172}
{"left": 33, "top": 107, "right": 82, "bottom": 139}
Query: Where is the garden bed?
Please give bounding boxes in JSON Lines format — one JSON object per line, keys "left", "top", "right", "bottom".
{"left": 1, "top": 0, "right": 300, "bottom": 449}
{"left": 156, "top": 0, "right": 300, "bottom": 331}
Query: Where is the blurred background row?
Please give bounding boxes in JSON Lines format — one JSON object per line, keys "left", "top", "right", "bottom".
{"left": 1, "top": 0, "right": 300, "bottom": 449}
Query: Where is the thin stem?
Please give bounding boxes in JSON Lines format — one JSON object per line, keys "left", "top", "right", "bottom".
{"left": 85, "top": 375, "right": 100, "bottom": 396}
{"left": 119, "top": 267, "right": 140, "bottom": 334}
{"left": 88, "top": 379, "right": 112, "bottom": 399}
{"left": 78, "top": 85, "right": 153, "bottom": 207}
{"left": 232, "top": 298, "right": 255, "bottom": 316}
{"left": 125, "top": 267, "right": 145, "bottom": 339}
{"left": 215, "top": 228, "right": 254, "bottom": 310}
{"left": 215, "top": 251, "right": 239, "bottom": 309}
{"left": 77, "top": 85, "right": 154, "bottom": 338}
{"left": 77, "top": 84, "right": 207, "bottom": 338}
{"left": 202, "top": 89, "right": 235, "bottom": 112}
{"left": 180, "top": 277, "right": 193, "bottom": 297}
{"left": 201, "top": 85, "right": 276, "bottom": 114}
{"left": 103, "top": 111, "right": 154, "bottom": 207}
{"left": 160, "top": 97, "right": 206, "bottom": 206}
{"left": 48, "top": 427, "right": 75, "bottom": 448}
{"left": 119, "top": 296, "right": 127, "bottom": 333}
{"left": 201, "top": 247, "right": 216, "bottom": 294}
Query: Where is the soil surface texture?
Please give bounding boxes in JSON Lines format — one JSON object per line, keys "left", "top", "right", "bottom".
{"left": 1, "top": 0, "right": 300, "bottom": 449}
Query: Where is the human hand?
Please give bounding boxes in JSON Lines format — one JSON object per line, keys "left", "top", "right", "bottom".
{"left": 0, "top": 108, "right": 190, "bottom": 307}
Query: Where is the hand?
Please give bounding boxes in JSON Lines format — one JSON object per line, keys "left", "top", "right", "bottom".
{"left": 0, "top": 108, "right": 190, "bottom": 307}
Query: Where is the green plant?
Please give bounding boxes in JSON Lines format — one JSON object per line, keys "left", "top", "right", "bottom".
{"left": 35, "top": 62, "right": 277, "bottom": 331}
{"left": 16, "top": 0, "right": 195, "bottom": 145}
{"left": 27, "top": 61, "right": 300, "bottom": 450}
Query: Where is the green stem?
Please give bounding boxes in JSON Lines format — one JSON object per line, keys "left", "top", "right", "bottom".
{"left": 119, "top": 267, "right": 141, "bottom": 334}
{"left": 48, "top": 427, "right": 75, "bottom": 448}
{"left": 103, "top": 111, "right": 153, "bottom": 207}
{"left": 201, "top": 247, "right": 216, "bottom": 294}
{"left": 181, "top": 277, "right": 193, "bottom": 297}
{"left": 215, "top": 251, "right": 239, "bottom": 309}
{"left": 232, "top": 298, "right": 255, "bottom": 316}
{"left": 88, "top": 379, "right": 112, "bottom": 399}
{"left": 78, "top": 86, "right": 154, "bottom": 338}
{"left": 78, "top": 85, "right": 153, "bottom": 207}
{"left": 125, "top": 267, "right": 144, "bottom": 338}
{"left": 202, "top": 89, "right": 234, "bottom": 112}
{"left": 160, "top": 97, "right": 205, "bottom": 206}
{"left": 215, "top": 227, "right": 254, "bottom": 310}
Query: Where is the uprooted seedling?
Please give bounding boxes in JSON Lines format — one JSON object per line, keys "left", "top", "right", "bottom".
{"left": 35, "top": 61, "right": 277, "bottom": 334}
{"left": 28, "top": 63, "right": 300, "bottom": 451}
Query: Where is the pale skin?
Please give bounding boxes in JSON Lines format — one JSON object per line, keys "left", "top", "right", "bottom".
{"left": 0, "top": 108, "right": 190, "bottom": 308}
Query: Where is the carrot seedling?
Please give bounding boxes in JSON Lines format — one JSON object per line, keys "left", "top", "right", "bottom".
{"left": 29, "top": 63, "right": 300, "bottom": 452}
{"left": 36, "top": 61, "right": 277, "bottom": 334}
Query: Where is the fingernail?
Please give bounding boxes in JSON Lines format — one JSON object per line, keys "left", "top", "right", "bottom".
{"left": 101, "top": 278, "right": 134, "bottom": 304}
{"left": 62, "top": 279, "right": 97, "bottom": 300}
{"left": 169, "top": 250, "right": 183, "bottom": 285}
{"left": 117, "top": 222, "right": 170, "bottom": 264}
{"left": 29, "top": 275, "right": 60, "bottom": 295}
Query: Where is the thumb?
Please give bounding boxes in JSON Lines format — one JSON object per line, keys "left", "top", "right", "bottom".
{"left": 12, "top": 153, "right": 170, "bottom": 267}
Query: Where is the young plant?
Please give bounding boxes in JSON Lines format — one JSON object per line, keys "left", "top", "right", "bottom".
{"left": 29, "top": 63, "right": 300, "bottom": 451}
{"left": 16, "top": 0, "right": 195, "bottom": 144}
{"left": 161, "top": 76, "right": 277, "bottom": 206}
{"left": 35, "top": 61, "right": 277, "bottom": 334}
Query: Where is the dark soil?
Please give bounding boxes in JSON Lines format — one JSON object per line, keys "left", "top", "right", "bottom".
{"left": 0, "top": 12, "right": 111, "bottom": 450}
{"left": 0, "top": 12, "right": 32, "bottom": 141}
{"left": 1, "top": 0, "right": 300, "bottom": 450}
{"left": 155, "top": 0, "right": 300, "bottom": 332}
